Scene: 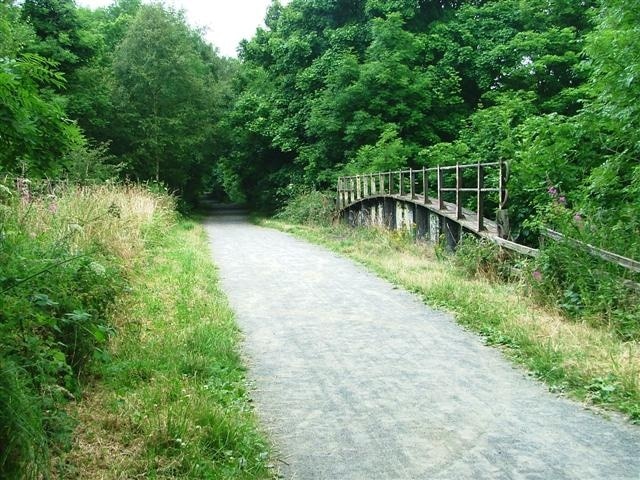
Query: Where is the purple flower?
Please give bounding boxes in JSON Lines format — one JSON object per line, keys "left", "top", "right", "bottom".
{"left": 49, "top": 202, "right": 58, "bottom": 214}
{"left": 557, "top": 196, "right": 566, "bottom": 205}
{"left": 547, "top": 186, "right": 558, "bottom": 197}
{"left": 573, "top": 213, "right": 582, "bottom": 222}
{"left": 532, "top": 270, "right": 543, "bottom": 281}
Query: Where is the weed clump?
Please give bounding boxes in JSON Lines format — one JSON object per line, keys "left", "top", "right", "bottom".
{"left": 531, "top": 240, "right": 640, "bottom": 340}
{"left": 453, "top": 235, "right": 521, "bottom": 282}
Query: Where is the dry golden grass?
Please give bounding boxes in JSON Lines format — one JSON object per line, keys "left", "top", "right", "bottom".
{"left": 18, "top": 182, "right": 175, "bottom": 265}
{"left": 62, "top": 389, "right": 146, "bottom": 480}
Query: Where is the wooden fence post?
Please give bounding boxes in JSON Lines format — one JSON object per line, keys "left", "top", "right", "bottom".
{"left": 477, "top": 164, "right": 484, "bottom": 231}
{"left": 437, "top": 166, "right": 444, "bottom": 210}
{"left": 422, "top": 167, "right": 429, "bottom": 204}
{"left": 456, "top": 163, "right": 463, "bottom": 219}
{"left": 350, "top": 178, "right": 355, "bottom": 204}
{"left": 410, "top": 168, "right": 416, "bottom": 200}
{"left": 497, "top": 160, "right": 510, "bottom": 238}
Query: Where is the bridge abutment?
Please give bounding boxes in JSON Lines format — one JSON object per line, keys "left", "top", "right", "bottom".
{"left": 341, "top": 198, "right": 457, "bottom": 247}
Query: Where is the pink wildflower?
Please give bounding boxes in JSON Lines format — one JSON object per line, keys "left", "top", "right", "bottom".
{"left": 532, "top": 270, "right": 543, "bottom": 281}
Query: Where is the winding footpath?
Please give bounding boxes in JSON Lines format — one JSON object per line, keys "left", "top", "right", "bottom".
{"left": 204, "top": 212, "right": 640, "bottom": 480}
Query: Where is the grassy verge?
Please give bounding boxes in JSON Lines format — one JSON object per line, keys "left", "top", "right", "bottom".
{"left": 262, "top": 219, "right": 640, "bottom": 422}
{"left": 61, "top": 219, "right": 273, "bottom": 479}
{"left": 1, "top": 181, "right": 174, "bottom": 478}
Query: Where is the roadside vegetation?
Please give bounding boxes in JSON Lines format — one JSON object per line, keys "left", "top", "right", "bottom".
{"left": 61, "top": 219, "right": 272, "bottom": 479}
{"left": 0, "top": 179, "right": 174, "bottom": 477}
{"left": 267, "top": 206, "right": 640, "bottom": 422}
{"left": 2, "top": 0, "right": 639, "bottom": 474}
{"left": 0, "top": 180, "right": 271, "bottom": 479}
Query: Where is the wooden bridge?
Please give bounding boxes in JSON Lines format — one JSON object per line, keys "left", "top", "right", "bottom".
{"left": 337, "top": 161, "right": 537, "bottom": 255}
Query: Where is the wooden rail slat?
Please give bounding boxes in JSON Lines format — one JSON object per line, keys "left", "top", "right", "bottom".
{"left": 337, "top": 161, "right": 509, "bottom": 245}
{"left": 543, "top": 229, "right": 640, "bottom": 273}
{"left": 477, "top": 163, "right": 484, "bottom": 232}
{"left": 491, "top": 237, "right": 539, "bottom": 257}
{"left": 437, "top": 166, "right": 444, "bottom": 210}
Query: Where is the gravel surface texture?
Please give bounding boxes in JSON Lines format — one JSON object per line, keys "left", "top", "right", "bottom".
{"left": 204, "top": 213, "right": 640, "bottom": 480}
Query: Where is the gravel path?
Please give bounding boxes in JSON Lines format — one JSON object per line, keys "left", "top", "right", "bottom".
{"left": 204, "top": 214, "right": 640, "bottom": 480}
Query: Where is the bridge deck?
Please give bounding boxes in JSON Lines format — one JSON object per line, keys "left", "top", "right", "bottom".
{"left": 341, "top": 193, "right": 499, "bottom": 236}
{"left": 340, "top": 193, "right": 538, "bottom": 257}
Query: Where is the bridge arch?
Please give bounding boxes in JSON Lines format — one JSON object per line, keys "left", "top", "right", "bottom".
{"left": 337, "top": 163, "right": 536, "bottom": 256}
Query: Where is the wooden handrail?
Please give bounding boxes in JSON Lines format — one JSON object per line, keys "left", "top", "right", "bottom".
{"left": 337, "top": 161, "right": 508, "bottom": 236}
{"left": 543, "top": 229, "right": 640, "bottom": 273}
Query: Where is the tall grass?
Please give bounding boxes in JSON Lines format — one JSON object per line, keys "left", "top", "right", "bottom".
{"left": 63, "top": 220, "right": 273, "bottom": 479}
{"left": 528, "top": 200, "right": 640, "bottom": 340}
{"left": 0, "top": 178, "right": 175, "bottom": 479}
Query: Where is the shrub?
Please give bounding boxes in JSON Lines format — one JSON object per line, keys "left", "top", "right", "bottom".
{"left": 526, "top": 195, "right": 640, "bottom": 340}
{"left": 275, "top": 189, "right": 336, "bottom": 226}
{"left": 0, "top": 177, "right": 175, "bottom": 479}
{"left": 531, "top": 239, "right": 640, "bottom": 340}
{"left": 453, "top": 235, "right": 522, "bottom": 282}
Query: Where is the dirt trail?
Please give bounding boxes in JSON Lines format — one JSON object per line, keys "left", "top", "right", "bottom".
{"left": 205, "top": 214, "right": 640, "bottom": 480}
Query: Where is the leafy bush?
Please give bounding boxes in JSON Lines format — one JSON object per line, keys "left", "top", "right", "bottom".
{"left": 531, "top": 238, "right": 640, "bottom": 340}
{"left": 0, "top": 178, "right": 174, "bottom": 478}
{"left": 453, "top": 235, "right": 525, "bottom": 282}
{"left": 275, "top": 189, "right": 336, "bottom": 226}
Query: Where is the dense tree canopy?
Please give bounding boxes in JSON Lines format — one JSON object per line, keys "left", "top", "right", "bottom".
{"left": 220, "top": 0, "right": 599, "bottom": 213}
{"left": 218, "top": 0, "right": 637, "bottom": 257}
{"left": 0, "top": 0, "right": 638, "bottom": 253}
{"left": 1, "top": 0, "right": 232, "bottom": 199}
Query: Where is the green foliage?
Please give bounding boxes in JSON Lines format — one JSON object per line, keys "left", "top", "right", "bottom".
{"left": 453, "top": 235, "right": 517, "bottom": 282}
{"left": 109, "top": 4, "right": 227, "bottom": 201}
{"left": 222, "top": 0, "right": 609, "bottom": 221}
{"left": 275, "top": 189, "right": 336, "bottom": 226}
{"left": 345, "top": 124, "right": 412, "bottom": 173}
{"left": 225, "top": 0, "right": 465, "bottom": 209}
{"left": 576, "top": 0, "right": 640, "bottom": 251}
{"left": 61, "top": 142, "right": 122, "bottom": 184}
{"left": 527, "top": 199, "right": 640, "bottom": 340}
{"left": 532, "top": 239, "right": 640, "bottom": 340}
{"left": 0, "top": 180, "right": 174, "bottom": 479}
{"left": 0, "top": 357, "right": 48, "bottom": 479}
{"left": 2, "top": 0, "right": 235, "bottom": 204}
{"left": 0, "top": 50, "right": 83, "bottom": 175}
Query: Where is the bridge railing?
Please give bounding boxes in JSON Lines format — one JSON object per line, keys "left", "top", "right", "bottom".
{"left": 337, "top": 161, "right": 508, "bottom": 234}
